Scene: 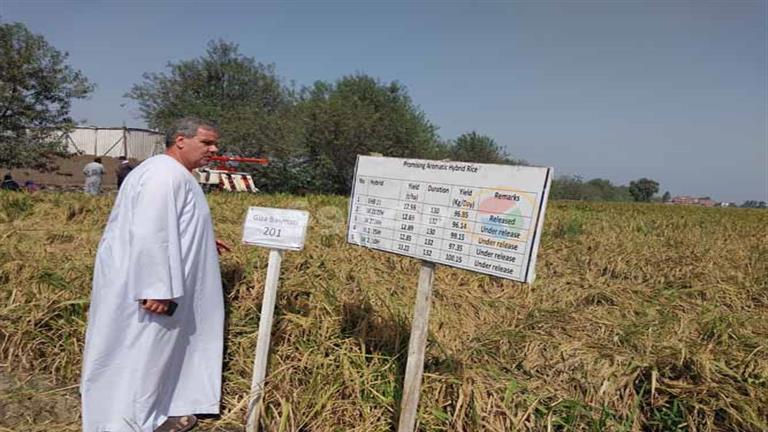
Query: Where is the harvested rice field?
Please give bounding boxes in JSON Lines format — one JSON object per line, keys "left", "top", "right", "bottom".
{"left": 1, "top": 191, "right": 766, "bottom": 431}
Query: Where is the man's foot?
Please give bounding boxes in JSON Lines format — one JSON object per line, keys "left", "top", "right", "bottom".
{"left": 154, "top": 414, "right": 197, "bottom": 432}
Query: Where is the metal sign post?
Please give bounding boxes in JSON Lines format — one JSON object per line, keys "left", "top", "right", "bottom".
{"left": 241, "top": 207, "right": 310, "bottom": 432}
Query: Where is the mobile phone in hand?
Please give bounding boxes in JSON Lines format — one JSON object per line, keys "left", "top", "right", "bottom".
{"left": 165, "top": 300, "right": 178, "bottom": 316}
{"left": 141, "top": 300, "right": 178, "bottom": 316}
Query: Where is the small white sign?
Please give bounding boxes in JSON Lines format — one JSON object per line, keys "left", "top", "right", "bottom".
{"left": 242, "top": 207, "right": 310, "bottom": 251}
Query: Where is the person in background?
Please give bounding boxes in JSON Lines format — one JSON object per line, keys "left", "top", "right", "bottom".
{"left": 24, "top": 180, "right": 41, "bottom": 192}
{"left": 80, "top": 118, "right": 231, "bottom": 432}
{"left": 83, "top": 157, "right": 105, "bottom": 195}
{"left": 0, "top": 173, "right": 21, "bottom": 191}
{"left": 116, "top": 155, "right": 134, "bottom": 190}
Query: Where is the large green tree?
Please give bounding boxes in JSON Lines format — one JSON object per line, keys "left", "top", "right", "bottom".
{"left": 0, "top": 22, "right": 93, "bottom": 168}
{"left": 298, "top": 74, "right": 442, "bottom": 193}
{"left": 449, "top": 131, "right": 506, "bottom": 163}
{"left": 628, "top": 178, "right": 660, "bottom": 202}
{"left": 126, "top": 40, "right": 300, "bottom": 158}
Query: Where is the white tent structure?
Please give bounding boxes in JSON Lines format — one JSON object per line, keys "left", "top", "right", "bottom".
{"left": 62, "top": 126, "right": 164, "bottom": 160}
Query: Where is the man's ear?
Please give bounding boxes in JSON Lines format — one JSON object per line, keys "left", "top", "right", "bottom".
{"left": 174, "top": 134, "right": 186, "bottom": 149}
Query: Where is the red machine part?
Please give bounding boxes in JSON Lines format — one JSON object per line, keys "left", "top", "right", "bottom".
{"left": 207, "top": 155, "right": 268, "bottom": 172}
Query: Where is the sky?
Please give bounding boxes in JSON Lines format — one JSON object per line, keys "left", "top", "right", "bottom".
{"left": 2, "top": 0, "right": 766, "bottom": 203}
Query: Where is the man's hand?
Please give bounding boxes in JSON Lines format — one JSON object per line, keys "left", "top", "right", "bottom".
{"left": 216, "top": 239, "right": 232, "bottom": 256}
{"left": 141, "top": 299, "right": 170, "bottom": 315}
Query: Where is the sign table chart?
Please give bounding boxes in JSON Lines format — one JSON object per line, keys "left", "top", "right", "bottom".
{"left": 346, "top": 156, "right": 552, "bottom": 432}
{"left": 347, "top": 157, "right": 552, "bottom": 283}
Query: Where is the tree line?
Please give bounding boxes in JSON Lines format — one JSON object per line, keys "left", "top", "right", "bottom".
{"left": 125, "top": 40, "right": 530, "bottom": 194}
{"left": 549, "top": 176, "right": 663, "bottom": 202}
{"left": 2, "top": 23, "right": 673, "bottom": 201}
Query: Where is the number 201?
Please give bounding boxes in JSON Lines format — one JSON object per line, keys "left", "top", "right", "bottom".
{"left": 263, "top": 227, "right": 282, "bottom": 237}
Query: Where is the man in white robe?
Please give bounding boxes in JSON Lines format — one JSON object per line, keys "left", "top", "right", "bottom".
{"left": 81, "top": 118, "right": 226, "bottom": 432}
{"left": 83, "top": 157, "right": 105, "bottom": 195}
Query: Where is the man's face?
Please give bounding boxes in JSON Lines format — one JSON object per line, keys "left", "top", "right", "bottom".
{"left": 178, "top": 127, "right": 219, "bottom": 170}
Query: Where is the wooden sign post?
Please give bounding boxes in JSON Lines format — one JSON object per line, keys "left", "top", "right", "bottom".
{"left": 397, "top": 261, "right": 435, "bottom": 432}
{"left": 246, "top": 248, "right": 283, "bottom": 432}
{"left": 346, "top": 156, "right": 553, "bottom": 431}
{"left": 241, "top": 207, "right": 310, "bottom": 432}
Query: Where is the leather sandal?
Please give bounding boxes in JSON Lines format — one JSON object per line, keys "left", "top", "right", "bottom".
{"left": 154, "top": 414, "right": 197, "bottom": 432}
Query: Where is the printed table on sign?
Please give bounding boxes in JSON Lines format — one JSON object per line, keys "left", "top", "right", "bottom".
{"left": 347, "top": 157, "right": 552, "bottom": 283}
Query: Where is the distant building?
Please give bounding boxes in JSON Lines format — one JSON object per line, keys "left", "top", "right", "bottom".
{"left": 669, "top": 196, "right": 717, "bottom": 207}
{"left": 60, "top": 126, "right": 165, "bottom": 161}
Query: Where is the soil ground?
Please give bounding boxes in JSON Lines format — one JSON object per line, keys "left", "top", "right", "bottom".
{"left": 3, "top": 155, "right": 139, "bottom": 192}
{"left": 0, "top": 370, "right": 235, "bottom": 431}
{"left": 0, "top": 371, "right": 80, "bottom": 431}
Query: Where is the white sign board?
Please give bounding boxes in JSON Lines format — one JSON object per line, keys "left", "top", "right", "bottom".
{"left": 242, "top": 207, "right": 310, "bottom": 251}
{"left": 347, "top": 156, "right": 552, "bottom": 283}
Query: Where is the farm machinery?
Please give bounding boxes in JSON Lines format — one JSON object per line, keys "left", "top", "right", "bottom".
{"left": 196, "top": 155, "right": 268, "bottom": 192}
